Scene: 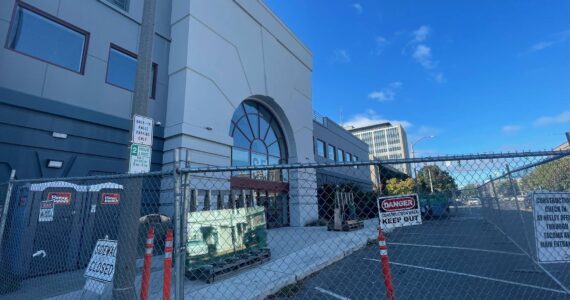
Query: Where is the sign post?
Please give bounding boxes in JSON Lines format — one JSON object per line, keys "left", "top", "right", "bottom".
{"left": 532, "top": 192, "right": 570, "bottom": 263}
{"left": 377, "top": 194, "right": 422, "bottom": 230}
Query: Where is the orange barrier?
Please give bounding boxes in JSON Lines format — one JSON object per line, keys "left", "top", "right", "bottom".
{"left": 140, "top": 226, "right": 154, "bottom": 300}
{"left": 378, "top": 227, "right": 395, "bottom": 300}
{"left": 163, "top": 229, "right": 173, "bottom": 300}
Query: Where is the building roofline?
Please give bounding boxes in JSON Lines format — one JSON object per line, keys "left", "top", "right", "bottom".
{"left": 348, "top": 122, "right": 394, "bottom": 132}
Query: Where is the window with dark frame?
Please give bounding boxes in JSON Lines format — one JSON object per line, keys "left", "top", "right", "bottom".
{"left": 104, "top": 0, "right": 130, "bottom": 12}
{"left": 327, "top": 144, "right": 336, "bottom": 161}
{"left": 106, "top": 44, "right": 157, "bottom": 99}
{"left": 315, "top": 139, "right": 326, "bottom": 157}
{"left": 6, "top": 2, "right": 89, "bottom": 74}
{"left": 337, "top": 148, "right": 344, "bottom": 162}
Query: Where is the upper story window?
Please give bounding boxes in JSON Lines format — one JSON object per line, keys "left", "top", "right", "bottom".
{"left": 104, "top": 0, "right": 130, "bottom": 12}
{"left": 6, "top": 2, "right": 89, "bottom": 73}
{"left": 345, "top": 152, "right": 352, "bottom": 162}
{"left": 327, "top": 144, "right": 336, "bottom": 161}
{"left": 353, "top": 155, "right": 359, "bottom": 162}
{"left": 106, "top": 44, "right": 157, "bottom": 98}
{"left": 337, "top": 148, "right": 344, "bottom": 162}
{"left": 315, "top": 139, "right": 325, "bottom": 157}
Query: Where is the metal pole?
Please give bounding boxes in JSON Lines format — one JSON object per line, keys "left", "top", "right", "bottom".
{"left": 173, "top": 149, "right": 184, "bottom": 300}
{"left": 505, "top": 164, "right": 534, "bottom": 255}
{"left": 489, "top": 175, "right": 504, "bottom": 229}
{"left": 113, "top": 0, "right": 156, "bottom": 298}
{"left": 428, "top": 168, "right": 434, "bottom": 194}
{"left": 0, "top": 170, "right": 16, "bottom": 253}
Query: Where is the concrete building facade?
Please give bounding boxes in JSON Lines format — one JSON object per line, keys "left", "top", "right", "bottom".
{"left": 312, "top": 113, "right": 372, "bottom": 191}
{"left": 348, "top": 122, "right": 411, "bottom": 175}
{"left": 0, "top": 0, "right": 316, "bottom": 226}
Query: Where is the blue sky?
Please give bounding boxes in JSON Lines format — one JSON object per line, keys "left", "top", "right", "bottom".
{"left": 264, "top": 0, "right": 570, "bottom": 156}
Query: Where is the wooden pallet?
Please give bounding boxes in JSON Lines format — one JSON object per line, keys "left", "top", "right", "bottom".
{"left": 186, "top": 248, "right": 271, "bottom": 283}
{"left": 327, "top": 220, "right": 364, "bottom": 232}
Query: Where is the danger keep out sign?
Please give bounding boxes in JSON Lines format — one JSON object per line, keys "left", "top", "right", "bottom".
{"left": 377, "top": 194, "right": 422, "bottom": 229}
{"left": 532, "top": 192, "right": 570, "bottom": 263}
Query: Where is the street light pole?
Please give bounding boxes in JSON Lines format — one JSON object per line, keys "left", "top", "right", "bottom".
{"left": 410, "top": 136, "right": 435, "bottom": 195}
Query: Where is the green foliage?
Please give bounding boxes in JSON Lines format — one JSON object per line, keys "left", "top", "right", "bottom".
{"left": 520, "top": 157, "right": 570, "bottom": 192}
{"left": 460, "top": 183, "right": 479, "bottom": 198}
{"left": 416, "top": 165, "right": 458, "bottom": 197}
{"left": 385, "top": 178, "right": 416, "bottom": 195}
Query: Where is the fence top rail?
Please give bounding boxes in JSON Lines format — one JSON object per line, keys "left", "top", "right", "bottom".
{"left": 3, "top": 150, "right": 569, "bottom": 184}
{"left": 181, "top": 149, "right": 570, "bottom": 174}
{"left": 9, "top": 169, "right": 175, "bottom": 184}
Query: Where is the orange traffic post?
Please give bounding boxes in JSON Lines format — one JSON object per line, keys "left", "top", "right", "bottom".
{"left": 140, "top": 226, "right": 155, "bottom": 300}
{"left": 163, "top": 229, "right": 173, "bottom": 300}
{"left": 378, "top": 227, "right": 395, "bottom": 300}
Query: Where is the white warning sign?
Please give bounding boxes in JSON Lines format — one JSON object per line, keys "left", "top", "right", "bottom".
{"left": 533, "top": 192, "right": 570, "bottom": 263}
{"left": 38, "top": 199, "right": 54, "bottom": 222}
{"left": 377, "top": 194, "right": 422, "bottom": 229}
{"left": 84, "top": 239, "right": 118, "bottom": 283}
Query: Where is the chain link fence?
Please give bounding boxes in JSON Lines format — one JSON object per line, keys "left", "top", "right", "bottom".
{"left": 0, "top": 150, "right": 568, "bottom": 299}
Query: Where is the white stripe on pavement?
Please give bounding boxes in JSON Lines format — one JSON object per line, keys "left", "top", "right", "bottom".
{"left": 314, "top": 287, "right": 351, "bottom": 300}
{"left": 363, "top": 258, "right": 566, "bottom": 294}
{"left": 387, "top": 242, "right": 525, "bottom": 256}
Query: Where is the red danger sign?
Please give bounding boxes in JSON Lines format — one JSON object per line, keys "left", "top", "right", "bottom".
{"left": 48, "top": 192, "right": 72, "bottom": 205}
{"left": 377, "top": 194, "right": 422, "bottom": 229}
{"left": 101, "top": 193, "right": 120, "bottom": 205}
{"left": 381, "top": 197, "right": 416, "bottom": 211}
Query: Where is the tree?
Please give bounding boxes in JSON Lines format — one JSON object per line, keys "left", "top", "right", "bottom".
{"left": 460, "top": 183, "right": 479, "bottom": 198}
{"left": 520, "top": 157, "right": 570, "bottom": 192}
{"left": 385, "top": 178, "right": 416, "bottom": 195}
{"left": 416, "top": 165, "right": 458, "bottom": 196}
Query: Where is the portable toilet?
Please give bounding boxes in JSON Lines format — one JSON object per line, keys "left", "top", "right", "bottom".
{"left": 15, "top": 182, "right": 86, "bottom": 277}
{"left": 78, "top": 183, "right": 124, "bottom": 266}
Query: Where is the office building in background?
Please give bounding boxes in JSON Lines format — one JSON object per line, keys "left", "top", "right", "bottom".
{"left": 347, "top": 122, "right": 411, "bottom": 175}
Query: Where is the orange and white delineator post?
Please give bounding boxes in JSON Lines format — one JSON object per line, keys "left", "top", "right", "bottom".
{"left": 140, "top": 226, "right": 155, "bottom": 300}
{"left": 163, "top": 229, "right": 173, "bottom": 300}
{"left": 378, "top": 227, "right": 395, "bottom": 300}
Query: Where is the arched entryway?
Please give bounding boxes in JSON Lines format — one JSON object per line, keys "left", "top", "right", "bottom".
{"left": 229, "top": 99, "right": 290, "bottom": 227}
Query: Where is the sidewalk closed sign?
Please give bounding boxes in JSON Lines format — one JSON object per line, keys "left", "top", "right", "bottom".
{"left": 84, "top": 239, "right": 117, "bottom": 283}
{"left": 532, "top": 192, "right": 570, "bottom": 263}
{"left": 377, "top": 194, "right": 422, "bottom": 229}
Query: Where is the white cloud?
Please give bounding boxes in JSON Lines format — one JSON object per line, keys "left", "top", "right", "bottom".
{"left": 368, "top": 81, "right": 402, "bottom": 102}
{"left": 501, "top": 125, "right": 523, "bottom": 134}
{"left": 331, "top": 49, "right": 351, "bottom": 63}
{"left": 533, "top": 111, "right": 570, "bottom": 126}
{"left": 526, "top": 29, "right": 570, "bottom": 54}
{"left": 352, "top": 3, "right": 363, "bottom": 14}
{"left": 374, "top": 36, "right": 389, "bottom": 55}
{"left": 412, "top": 25, "right": 431, "bottom": 43}
{"left": 412, "top": 44, "right": 436, "bottom": 69}
{"left": 344, "top": 109, "right": 412, "bottom": 129}
{"left": 434, "top": 72, "right": 446, "bottom": 83}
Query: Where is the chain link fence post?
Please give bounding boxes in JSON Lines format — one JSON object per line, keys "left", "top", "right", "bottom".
{"left": 0, "top": 170, "right": 16, "bottom": 254}
{"left": 505, "top": 164, "right": 534, "bottom": 255}
{"left": 488, "top": 175, "right": 504, "bottom": 229}
{"left": 173, "top": 149, "right": 184, "bottom": 300}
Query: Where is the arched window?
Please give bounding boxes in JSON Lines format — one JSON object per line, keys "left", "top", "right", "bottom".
{"left": 230, "top": 100, "right": 288, "bottom": 180}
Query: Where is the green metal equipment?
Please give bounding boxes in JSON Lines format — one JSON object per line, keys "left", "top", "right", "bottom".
{"left": 185, "top": 206, "right": 271, "bottom": 283}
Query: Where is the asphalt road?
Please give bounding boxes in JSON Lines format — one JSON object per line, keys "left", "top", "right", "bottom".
{"left": 271, "top": 207, "right": 570, "bottom": 300}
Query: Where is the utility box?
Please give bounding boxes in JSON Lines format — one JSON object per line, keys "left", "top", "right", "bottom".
{"left": 185, "top": 206, "right": 270, "bottom": 283}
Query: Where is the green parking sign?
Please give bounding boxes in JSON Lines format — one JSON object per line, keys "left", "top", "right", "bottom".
{"left": 129, "top": 144, "right": 151, "bottom": 174}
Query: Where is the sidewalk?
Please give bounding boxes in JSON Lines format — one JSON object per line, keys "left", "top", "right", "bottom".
{"left": 173, "top": 218, "right": 379, "bottom": 300}
{"left": 7, "top": 218, "right": 379, "bottom": 300}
